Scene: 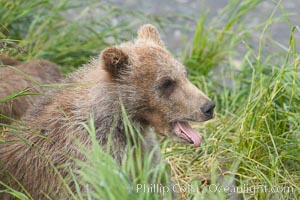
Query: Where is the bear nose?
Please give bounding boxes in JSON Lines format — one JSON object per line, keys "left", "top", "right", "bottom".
{"left": 200, "top": 101, "right": 215, "bottom": 118}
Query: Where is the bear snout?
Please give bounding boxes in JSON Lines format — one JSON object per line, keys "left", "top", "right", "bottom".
{"left": 200, "top": 100, "right": 215, "bottom": 119}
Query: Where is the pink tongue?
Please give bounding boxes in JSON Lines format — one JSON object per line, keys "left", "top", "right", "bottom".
{"left": 174, "top": 121, "right": 202, "bottom": 148}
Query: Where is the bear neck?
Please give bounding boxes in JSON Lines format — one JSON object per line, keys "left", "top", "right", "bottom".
{"left": 85, "top": 82, "right": 148, "bottom": 144}
{"left": 85, "top": 86, "right": 157, "bottom": 164}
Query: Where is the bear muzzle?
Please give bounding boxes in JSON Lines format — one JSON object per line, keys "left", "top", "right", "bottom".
{"left": 171, "top": 100, "right": 215, "bottom": 148}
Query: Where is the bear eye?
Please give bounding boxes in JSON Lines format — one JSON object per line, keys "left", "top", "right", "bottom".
{"left": 161, "top": 79, "right": 174, "bottom": 89}
{"left": 159, "top": 78, "right": 176, "bottom": 97}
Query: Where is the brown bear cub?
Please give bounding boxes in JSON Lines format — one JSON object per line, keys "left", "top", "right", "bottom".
{"left": 0, "top": 25, "right": 215, "bottom": 199}
{"left": 0, "top": 56, "right": 62, "bottom": 125}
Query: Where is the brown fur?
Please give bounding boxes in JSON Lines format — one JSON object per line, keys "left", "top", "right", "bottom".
{"left": 0, "top": 56, "right": 21, "bottom": 66}
{"left": 0, "top": 25, "right": 214, "bottom": 199}
{"left": 0, "top": 57, "right": 62, "bottom": 125}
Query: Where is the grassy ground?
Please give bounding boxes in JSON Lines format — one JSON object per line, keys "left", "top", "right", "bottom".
{"left": 1, "top": 0, "right": 299, "bottom": 199}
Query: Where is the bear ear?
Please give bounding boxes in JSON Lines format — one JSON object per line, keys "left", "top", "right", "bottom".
{"left": 100, "top": 47, "right": 129, "bottom": 79}
{"left": 137, "top": 24, "right": 164, "bottom": 47}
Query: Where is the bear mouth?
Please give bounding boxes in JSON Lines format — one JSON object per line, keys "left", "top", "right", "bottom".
{"left": 173, "top": 121, "right": 202, "bottom": 148}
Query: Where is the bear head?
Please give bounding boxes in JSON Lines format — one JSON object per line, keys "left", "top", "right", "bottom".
{"left": 100, "top": 24, "right": 215, "bottom": 148}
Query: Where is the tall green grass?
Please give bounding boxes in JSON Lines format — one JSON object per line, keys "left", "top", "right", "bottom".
{"left": 1, "top": 0, "right": 299, "bottom": 199}
{"left": 74, "top": 108, "right": 172, "bottom": 200}
{"left": 174, "top": 0, "right": 300, "bottom": 199}
{"left": 183, "top": 0, "right": 263, "bottom": 76}
{"left": 0, "top": 0, "right": 139, "bottom": 73}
